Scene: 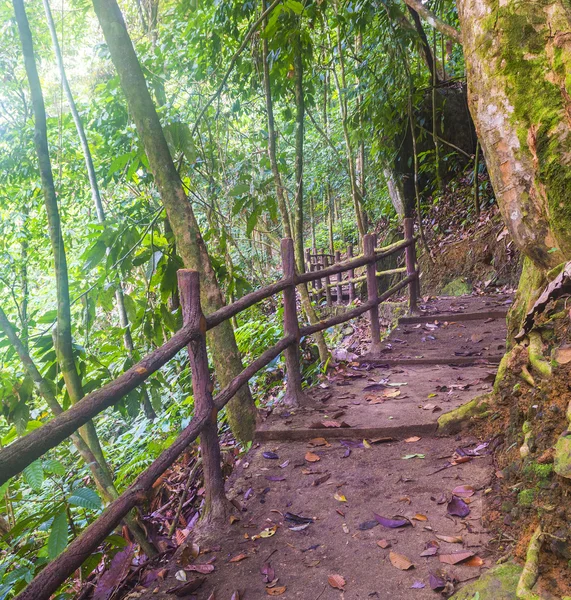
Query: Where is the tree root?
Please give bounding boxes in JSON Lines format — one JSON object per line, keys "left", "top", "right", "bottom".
{"left": 520, "top": 420, "right": 533, "bottom": 458}
{"left": 528, "top": 331, "right": 552, "bottom": 378}
{"left": 516, "top": 525, "right": 543, "bottom": 600}
{"left": 520, "top": 365, "right": 536, "bottom": 387}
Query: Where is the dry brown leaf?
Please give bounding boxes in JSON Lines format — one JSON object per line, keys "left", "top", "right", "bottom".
{"left": 452, "top": 485, "right": 475, "bottom": 498}
{"left": 377, "top": 539, "right": 391, "bottom": 549}
{"left": 186, "top": 564, "right": 215, "bottom": 574}
{"left": 308, "top": 437, "right": 329, "bottom": 447}
{"left": 404, "top": 436, "right": 421, "bottom": 443}
{"left": 266, "top": 586, "right": 287, "bottom": 595}
{"left": 435, "top": 534, "right": 463, "bottom": 544}
{"left": 328, "top": 574, "right": 346, "bottom": 590}
{"left": 389, "top": 551, "right": 414, "bottom": 570}
{"left": 412, "top": 514, "right": 428, "bottom": 521}
{"left": 383, "top": 389, "right": 401, "bottom": 398}
{"left": 229, "top": 553, "right": 248, "bottom": 563}
{"left": 463, "top": 555, "right": 484, "bottom": 567}
{"left": 439, "top": 551, "right": 474, "bottom": 565}
{"left": 305, "top": 451, "right": 321, "bottom": 463}
{"left": 555, "top": 346, "right": 571, "bottom": 364}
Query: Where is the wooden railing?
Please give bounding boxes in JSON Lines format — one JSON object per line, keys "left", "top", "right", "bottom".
{"left": 3, "top": 223, "right": 419, "bottom": 600}
{"left": 305, "top": 220, "right": 417, "bottom": 307}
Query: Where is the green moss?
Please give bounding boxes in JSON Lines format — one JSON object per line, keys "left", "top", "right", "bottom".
{"left": 517, "top": 488, "right": 536, "bottom": 506}
{"left": 506, "top": 258, "right": 545, "bottom": 346}
{"left": 479, "top": 2, "right": 571, "bottom": 262}
{"left": 437, "top": 394, "right": 490, "bottom": 433}
{"left": 450, "top": 562, "right": 523, "bottom": 599}
{"left": 441, "top": 277, "right": 472, "bottom": 297}
{"left": 494, "top": 351, "right": 511, "bottom": 393}
{"left": 523, "top": 462, "right": 553, "bottom": 480}
{"left": 554, "top": 431, "right": 571, "bottom": 479}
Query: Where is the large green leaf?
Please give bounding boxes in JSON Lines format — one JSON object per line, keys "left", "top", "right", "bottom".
{"left": 23, "top": 461, "right": 44, "bottom": 492}
{"left": 47, "top": 512, "right": 68, "bottom": 560}
{"left": 68, "top": 487, "right": 102, "bottom": 511}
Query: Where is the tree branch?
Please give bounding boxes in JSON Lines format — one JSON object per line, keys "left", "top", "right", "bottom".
{"left": 190, "top": 0, "right": 283, "bottom": 137}
{"left": 402, "top": 0, "right": 462, "bottom": 44}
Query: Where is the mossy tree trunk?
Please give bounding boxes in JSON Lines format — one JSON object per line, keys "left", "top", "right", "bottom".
{"left": 92, "top": 0, "right": 257, "bottom": 442}
{"left": 458, "top": 0, "right": 571, "bottom": 275}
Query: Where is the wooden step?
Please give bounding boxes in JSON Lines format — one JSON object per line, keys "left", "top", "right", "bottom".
{"left": 356, "top": 355, "right": 504, "bottom": 366}
{"left": 399, "top": 310, "right": 508, "bottom": 324}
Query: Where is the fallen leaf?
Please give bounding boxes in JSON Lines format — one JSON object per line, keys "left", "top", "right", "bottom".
{"left": 252, "top": 526, "right": 277, "bottom": 540}
{"left": 186, "top": 564, "right": 215, "bottom": 574}
{"left": 328, "top": 574, "right": 346, "bottom": 590}
{"left": 312, "top": 473, "right": 331, "bottom": 486}
{"left": 305, "top": 452, "right": 321, "bottom": 462}
{"left": 402, "top": 454, "right": 425, "bottom": 459}
{"left": 261, "top": 563, "right": 275, "bottom": 583}
{"left": 363, "top": 439, "right": 372, "bottom": 449}
{"left": 263, "top": 452, "right": 279, "bottom": 460}
{"left": 555, "top": 345, "right": 571, "bottom": 364}
{"left": 374, "top": 514, "right": 411, "bottom": 528}
{"left": 266, "top": 587, "right": 286, "bottom": 595}
{"left": 284, "top": 512, "right": 314, "bottom": 525}
{"left": 411, "top": 581, "right": 426, "bottom": 589}
{"left": 333, "top": 492, "right": 347, "bottom": 502}
{"left": 452, "top": 485, "right": 475, "bottom": 498}
{"left": 229, "top": 515, "right": 240, "bottom": 524}
{"left": 229, "top": 553, "right": 248, "bottom": 563}
{"left": 463, "top": 555, "right": 484, "bottom": 567}
{"left": 405, "top": 436, "right": 421, "bottom": 443}
{"left": 435, "top": 534, "right": 463, "bottom": 544}
{"left": 309, "top": 437, "right": 329, "bottom": 447}
{"left": 230, "top": 592, "right": 240, "bottom": 600}
{"left": 429, "top": 571, "right": 447, "bottom": 591}
{"left": 377, "top": 539, "right": 391, "bottom": 548}
{"left": 383, "top": 389, "right": 401, "bottom": 398}
{"left": 447, "top": 497, "right": 470, "bottom": 517}
{"left": 413, "top": 514, "right": 428, "bottom": 521}
{"left": 439, "top": 551, "right": 474, "bottom": 565}
{"left": 389, "top": 551, "right": 414, "bottom": 570}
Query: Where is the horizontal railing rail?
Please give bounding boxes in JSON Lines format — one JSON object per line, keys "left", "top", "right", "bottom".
{"left": 7, "top": 221, "right": 419, "bottom": 600}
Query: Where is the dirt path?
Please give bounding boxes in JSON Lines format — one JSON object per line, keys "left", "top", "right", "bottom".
{"left": 135, "top": 293, "right": 511, "bottom": 600}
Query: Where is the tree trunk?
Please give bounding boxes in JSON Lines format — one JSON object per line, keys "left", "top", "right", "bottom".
{"left": 43, "top": 0, "right": 156, "bottom": 420}
{"left": 91, "top": 0, "right": 256, "bottom": 442}
{"left": 458, "top": 0, "right": 571, "bottom": 269}
{"left": 292, "top": 27, "right": 329, "bottom": 364}
{"left": 262, "top": 0, "right": 292, "bottom": 239}
{"left": 13, "top": 0, "right": 110, "bottom": 478}
{"left": 457, "top": 0, "right": 571, "bottom": 325}
{"left": 13, "top": 0, "right": 155, "bottom": 555}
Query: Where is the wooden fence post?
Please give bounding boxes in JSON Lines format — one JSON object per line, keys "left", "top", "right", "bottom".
{"left": 315, "top": 261, "right": 324, "bottom": 303}
{"left": 403, "top": 218, "right": 419, "bottom": 313}
{"left": 281, "top": 239, "right": 305, "bottom": 406}
{"left": 364, "top": 234, "right": 382, "bottom": 354}
{"left": 177, "top": 269, "right": 228, "bottom": 522}
{"left": 323, "top": 251, "right": 333, "bottom": 307}
{"left": 335, "top": 250, "right": 343, "bottom": 306}
{"left": 347, "top": 244, "right": 355, "bottom": 302}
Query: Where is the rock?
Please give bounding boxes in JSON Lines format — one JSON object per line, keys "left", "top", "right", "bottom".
{"left": 449, "top": 562, "right": 522, "bottom": 599}
{"left": 441, "top": 278, "right": 472, "bottom": 296}
{"left": 554, "top": 431, "right": 571, "bottom": 479}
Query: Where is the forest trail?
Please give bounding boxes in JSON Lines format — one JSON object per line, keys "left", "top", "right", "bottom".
{"left": 137, "top": 293, "right": 512, "bottom": 600}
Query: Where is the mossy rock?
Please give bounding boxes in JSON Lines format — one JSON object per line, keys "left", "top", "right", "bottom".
{"left": 437, "top": 394, "right": 490, "bottom": 433}
{"left": 441, "top": 278, "right": 472, "bottom": 296}
{"left": 554, "top": 431, "right": 571, "bottom": 479}
{"left": 450, "top": 562, "right": 523, "bottom": 599}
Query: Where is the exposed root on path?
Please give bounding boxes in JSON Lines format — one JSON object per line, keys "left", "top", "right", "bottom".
{"left": 516, "top": 524, "right": 543, "bottom": 599}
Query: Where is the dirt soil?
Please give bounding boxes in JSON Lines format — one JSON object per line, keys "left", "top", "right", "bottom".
{"left": 136, "top": 436, "right": 494, "bottom": 600}
{"left": 122, "top": 294, "right": 512, "bottom": 600}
